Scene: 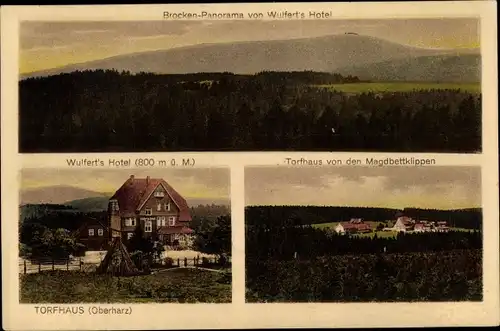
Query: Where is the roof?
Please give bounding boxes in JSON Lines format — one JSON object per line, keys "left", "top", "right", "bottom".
{"left": 72, "top": 216, "right": 109, "bottom": 238}
{"left": 110, "top": 176, "right": 191, "bottom": 221}
{"left": 158, "top": 226, "right": 194, "bottom": 235}
{"left": 396, "top": 216, "right": 413, "bottom": 225}
{"left": 340, "top": 222, "right": 371, "bottom": 230}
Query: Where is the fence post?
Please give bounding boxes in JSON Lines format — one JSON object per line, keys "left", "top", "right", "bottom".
{"left": 24, "top": 260, "right": 27, "bottom": 274}
{"left": 67, "top": 258, "right": 69, "bottom": 271}
{"left": 38, "top": 261, "right": 41, "bottom": 273}
{"left": 177, "top": 258, "right": 180, "bottom": 267}
{"left": 79, "top": 257, "right": 82, "bottom": 271}
{"left": 52, "top": 258, "right": 55, "bottom": 271}
{"left": 184, "top": 257, "right": 187, "bottom": 267}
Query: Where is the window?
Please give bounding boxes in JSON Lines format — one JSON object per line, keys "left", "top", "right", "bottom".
{"left": 157, "top": 203, "right": 162, "bottom": 211}
{"left": 125, "top": 218, "right": 136, "bottom": 227}
{"left": 165, "top": 203, "right": 171, "bottom": 211}
{"left": 88, "top": 229, "right": 95, "bottom": 236}
{"left": 145, "top": 208, "right": 152, "bottom": 215}
{"left": 98, "top": 229, "right": 104, "bottom": 236}
{"left": 110, "top": 200, "right": 119, "bottom": 211}
{"left": 157, "top": 216, "right": 166, "bottom": 227}
{"left": 169, "top": 216, "right": 176, "bottom": 226}
{"left": 127, "top": 233, "right": 134, "bottom": 240}
{"left": 154, "top": 191, "right": 165, "bottom": 198}
{"left": 145, "top": 221, "right": 152, "bottom": 232}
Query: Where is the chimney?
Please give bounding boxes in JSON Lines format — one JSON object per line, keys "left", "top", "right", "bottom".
{"left": 129, "top": 175, "right": 135, "bottom": 184}
{"left": 146, "top": 176, "right": 150, "bottom": 185}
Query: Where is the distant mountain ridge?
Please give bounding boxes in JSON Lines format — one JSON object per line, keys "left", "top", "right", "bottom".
{"left": 20, "top": 186, "right": 230, "bottom": 211}
{"left": 20, "top": 186, "right": 108, "bottom": 205}
{"left": 21, "top": 34, "right": 480, "bottom": 82}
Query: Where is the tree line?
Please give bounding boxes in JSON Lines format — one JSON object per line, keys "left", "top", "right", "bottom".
{"left": 20, "top": 70, "right": 481, "bottom": 152}
{"left": 245, "top": 206, "right": 482, "bottom": 229}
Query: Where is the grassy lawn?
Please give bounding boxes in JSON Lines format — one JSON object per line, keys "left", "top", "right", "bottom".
{"left": 314, "top": 82, "right": 481, "bottom": 94}
{"left": 20, "top": 268, "right": 231, "bottom": 303}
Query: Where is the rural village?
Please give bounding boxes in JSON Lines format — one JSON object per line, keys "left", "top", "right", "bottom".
{"left": 334, "top": 216, "right": 450, "bottom": 235}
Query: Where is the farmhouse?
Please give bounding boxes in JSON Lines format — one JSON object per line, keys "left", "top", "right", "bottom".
{"left": 108, "top": 175, "right": 193, "bottom": 248}
{"left": 392, "top": 216, "right": 414, "bottom": 232}
{"left": 335, "top": 218, "right": 371, "bottom": 234}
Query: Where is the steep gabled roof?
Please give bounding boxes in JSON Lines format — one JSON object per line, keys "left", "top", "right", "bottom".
{"left": 110, "top": 176, "right": 191, "bottom": 221}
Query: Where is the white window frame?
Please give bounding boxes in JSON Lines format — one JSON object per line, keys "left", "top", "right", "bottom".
{"left": 165, "top": 202, "right": 171, "bottom": 211}
{"left": 110, "top": 200, "right": 119, "bottom": 211}
{"left": 127, "top": 232, "right": 134, "bottom": 240}
{"left": 88, "top": 229, "right": 95, "bottom": 236}
{"left": 145, "top": 220, "right": 153, "bottom": 232}
{"left": 168, "top": 216, "right": 176, "bottom": 226}
{"left": 125, "top": 218, "right": 136, "bottom": 227}
{"left": 157, "top": 216, "right": 166, "bottom": 227}
{"left": 98, "top": 229, "right": 104, "bottom": 236}
{"left": 157, "top": 203, "right": 162, "bottom": 211}
{"left": 145, "top": 208, "right": 152, "bottom": 215}
{"left": 154, "top": 191, "right": 165, "bottom": 198}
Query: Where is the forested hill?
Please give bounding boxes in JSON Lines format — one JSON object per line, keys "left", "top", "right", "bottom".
{"left": 245, "top": 206, "right": 482, "bottom": 230}
{"left": 20, "top": 70, "right": 481, "bottom": 153}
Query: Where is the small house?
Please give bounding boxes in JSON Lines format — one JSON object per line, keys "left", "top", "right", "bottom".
{"left": 74, "top": 217, "right": 110, "bottom": 251}
{"left": 392, "top": 216, "right": 414, "bottom": 232}
{"left": 335, "top": 219, "right": 371, "bottom": 234}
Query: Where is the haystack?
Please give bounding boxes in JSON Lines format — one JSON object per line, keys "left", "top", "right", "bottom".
{"left": 96, "top": 237, "right": 139, "bottom": 276}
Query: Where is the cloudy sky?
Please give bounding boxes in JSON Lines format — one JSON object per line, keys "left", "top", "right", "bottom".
{"left": 20, "top": 167, "right": 230, "bottom": 200}
{"left": 20, "top": 18, "right": 479, "bottom": 74}
{"left": 245, "top": 166, "right": 481, "bottom": 210}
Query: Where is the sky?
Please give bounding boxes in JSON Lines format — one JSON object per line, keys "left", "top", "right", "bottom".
{"left": 20, "top": 168, "right": 230, "bottom": 201}
{"left": 245, "top": 166, "right": 481, "bottom": 210}
{"left": 20, "top": 18, "right": 480, "bottom": 74}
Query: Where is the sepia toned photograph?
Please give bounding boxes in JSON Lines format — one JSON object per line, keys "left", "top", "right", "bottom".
{"left": 245, "top": 166, "right": 482, "bottom": 302}
{"left": 20, "top": 18, "right": 481, "bottom": 153}
{"left": 18, "top": 168, "right": 232, "bottom": 303}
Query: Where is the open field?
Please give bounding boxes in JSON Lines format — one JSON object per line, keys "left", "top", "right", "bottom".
{"left": 314, "top": 82, "right": 481, "bottom": 94}
{"left": 20, "top": 268, "right": 231, "bottom": 303}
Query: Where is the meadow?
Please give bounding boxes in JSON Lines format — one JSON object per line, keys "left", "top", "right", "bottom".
{"left": 314, "top": 82, "right": 481, "bottom": 94}
{"left": 20, "top": 268, "right": 232, "bottom": 303}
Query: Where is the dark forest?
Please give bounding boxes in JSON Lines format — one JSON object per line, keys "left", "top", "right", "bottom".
{"left": 19, "top": 70, "right": 481, "bottom": 153}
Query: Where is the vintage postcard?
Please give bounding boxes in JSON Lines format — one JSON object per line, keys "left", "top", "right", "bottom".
{"left": 1, "top": 2, "right": 499, "bottom": 330}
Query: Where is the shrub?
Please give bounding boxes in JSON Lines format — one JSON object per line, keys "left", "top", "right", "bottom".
{"left": 164, "top": 257, "right": 174, "bottom": 268}
{"left": 202, "top": 257, "right": 210, "bottom": 267}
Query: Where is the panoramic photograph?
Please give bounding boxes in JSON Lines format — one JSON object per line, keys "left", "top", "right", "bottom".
{"left": 19, "top": 168, "right": 232, "bottom": 303}
{"left": 245, "top": 166, "right": 482, "bottom": 302}
{"left": 19, "top": 19, "right": 481, "bottom": 153}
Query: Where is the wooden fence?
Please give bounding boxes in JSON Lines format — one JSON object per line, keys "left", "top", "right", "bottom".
{"left": 19, "top": 257, "right": 99, "bottom": 274}
{"left": 19, "top": 255, "right": 231, "bottom": 274}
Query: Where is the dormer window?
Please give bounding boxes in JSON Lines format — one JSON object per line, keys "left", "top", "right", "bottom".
{"left": 154, "top": 191, "right": 165, "bottom": 198}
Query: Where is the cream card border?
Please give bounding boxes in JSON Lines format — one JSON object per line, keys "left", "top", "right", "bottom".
{"left": 2, "top": 2, "right": 499, "bottom": 329}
